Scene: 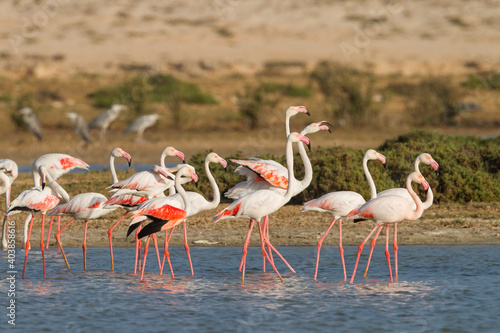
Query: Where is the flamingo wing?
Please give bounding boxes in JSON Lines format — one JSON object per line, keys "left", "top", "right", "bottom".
{"left": 231, "top": 159, "right": 288, "bottom": 190}
{"left": 301, "top": 191, "right": 366, "bottom": 216}
{"left": 347, "top": 195, "right": 409, "bottom": 223}
{"left": 8, "top": 187, "right": 60, "bottom": 214}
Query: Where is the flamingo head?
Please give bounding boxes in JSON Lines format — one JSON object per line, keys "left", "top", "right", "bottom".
{"left": 300, "top": 121, "right": 332, "bottom": 135}
{"left": 206, "top": 152, "right": 228, "bottom": 171}
{"left": 365, "top": 149, "right": 387, "bottom": 168}
{"left": 1, "top": 160, "right": 18, "bottom": 180}
{"left": 410, "top": 172, "right": 430, "bottom": 191}
{"left": 419, "top": 153, "right": 440, "bottom": 176}
{"left": 289, "top": 132, "right": 311, "bottom": 151}
{"left": 162, "top": 146, "right": 186, "bottom": 164}
{"left": 153, "top": 165, "right": 175, "bottom": 182}
{"left": 38, "top": 165, "right": 48, "bottom": 190}
{"left": 177, "top": 165, "right": 199, "bottom": 187}
{"left": 285, "top": 106, "right": 310, "bottom": 117}
{"left": 112, "top": 148, "right": 132, "bottom": 167}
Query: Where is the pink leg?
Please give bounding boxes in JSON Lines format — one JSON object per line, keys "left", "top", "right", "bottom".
{"left": 57, "top": 216, "right": 61, "bottom": 232}
{"left": 183, "top": 220, "right": 194, "bottom": 276}
{"left": 260, "top": 217, "right": 267, "bottom": 272}
{"left": 45, "top": 216, "right": 54, "bottom": 250}
{"left": 241, "top": 220, "right": 255, "bottom": 283}
{"left": 394, "top": 223, "right": 398, "bottom": 281}
{"left": 140, "top": 236, "right": 151, "bottom": 280}
{"left": 83, "top": 220, "right": 88, "bottom": 270}
{"left": 338, "top": 219, "right": 346, "bottom": 281}
{"left": 55, "top": 218, "right": 76, "bottom": 270}
{"left": 22, "top": 214, "right": 35, "bottom": 279}
{"left": 133, "top": 223, "right": 142, "bottom": 275}
{"left": 257, "top": 221, "right": 283, "bottom": 282}
{"left": 350, "top": 224, "right": 381, "bottom": 284}
{"left": 385, "top": 225, "right": 393, "bottom": 283}
{"left": 363, "top": 225, "right": 383, "bottom": 278}
{"left": 314, "top": 217, "right": 337, "bottom": 281}
{"left": 152, "top": 233, "right": 161, "bottom": 272}
{"left": 160, "top": 228, "right": 176, "bottom": 280}
{"left": 108, "top": 211, "right": 129, "bottom": 271}
{"left": 40, "top": 214, "right": 46, "bottom": 278}
{"left": 263, "top": 238, "right": 295, "bottom": 273}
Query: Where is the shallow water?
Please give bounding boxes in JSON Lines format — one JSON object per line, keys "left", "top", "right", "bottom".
{"left": 1, "top": 245, "right": 499, "bottom": 332}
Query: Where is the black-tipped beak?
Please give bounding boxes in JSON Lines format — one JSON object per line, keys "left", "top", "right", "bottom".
{"left": 306, "top": 110, "right": 310, "bottom": 116}
{"left": 435, "top": 170, "right": 440, "bottom": 177}
{"left": 224, "top": 166, "right": 228, "bottom": 173}
{"left": 194, "top": 180, "right": 199, "bottom": 188}
{"left": 383, "top": 162, "right": 387, "bottom": 169}
{"left": 307, "top": 142, "right": 311, "bottom": 151}
{"left": 42, "top": 182, "right": 46, "bottom": 190}
{"left": 128, "top": 158, "right": 132, "bottom": 167}
{"left": 182, "top": 159, "right": 186, "bottom": 164}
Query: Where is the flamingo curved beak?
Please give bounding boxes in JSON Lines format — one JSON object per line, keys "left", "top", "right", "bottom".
{"left": 377, "top": 153, "right": 387, "bottom": 168}
{"left": 122, "top": 151, "right": 132, "bottom": 167}
{"left": 298, "top": 106, "right": 310, "bottom": 116}
{"left": 175, "top": 150, "right": 186, "bottom": 164}
{"left": 218, "top": 157, "right": 228, "bottom": 172}
{"left": 299, "top": 134, "right": 311, "bottom": 151}
{"left": 319, "top": 121, "right": 333, "bottom": 133}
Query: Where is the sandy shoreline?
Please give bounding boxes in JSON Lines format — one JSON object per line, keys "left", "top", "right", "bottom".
{"left": 7, "top": 204, "right": 500, "bottom": 249}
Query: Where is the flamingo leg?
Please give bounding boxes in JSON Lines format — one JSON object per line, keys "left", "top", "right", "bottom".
{"left": 45, "top": 216, "right": 54, "bottom": 250}
{"left": 394, "top": 223, "right": 398, "bottom": 281}
{"left": 385, "top": 225, "right": 393, "bottom": 283}
{"left": 263, "top": 239, "right": 295, "bottom": 273}
{"left": 108, "top": 211, "right": 129, "bottom": 271}
{"left": 152, "top": 233, "right": 161, "bottom": 272}
{"left": 83, "top": 220, "right": 88, "bottom": 270}
{"left": 241, "top": 220, "right": 255, "bottom": 283}
{"left": 314, "top": 217, "right": 337, "bottom": 281}
{"left": 134, "top": 223, "right": 143, "bottom": 275}
{"left": 257, "top": 221, "right": 283, "bottom": 282}
{"left": 363, "top": 225, "right": 383, "bottom": 278}
{"left": 160, "top": 227, "right": 176, "bottom": 280}
{"left": 260, "top": 216, "right": 267, "bottom": 272}
{"left": 338, "top": 219, "right": 346, "bottom": 281}
{"left": 40, "top": 214, "right": 46, "bottom": 278}
{"left": 265, "top": 216, "right": 274, "bottom": 269}
{"left": 22, "top": 214, "right": 35, "bottom": 279}
{"left": 140, "top": 236, "right": 151, "bottom": 281}
{"left": 57, "top": 216, "right": 61, "bottom": 232}
{"left": 183, "top": 220, "right": 194, "bottom": 276}
{"left": 1, "top": 215, "right": 8, "bottom": 251}
{"left": 55, "top": 218, "right": 76, "bottom": 270}
{"left": 350, "top": 224, "right": 381, "bottom": 284}
{"left": 23, "top": 214, "right": 31, "bottom": 250}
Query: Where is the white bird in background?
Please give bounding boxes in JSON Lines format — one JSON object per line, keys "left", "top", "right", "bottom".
{"left": 0, "top": 159, "right": 18, "bottom": 250}
{"left": 18, "top": 107, "right": 43, "bottom": 141}
{"left": 66, "top": 111, "right": 92, "bottom": 145}
{"left": 89, "top": 104, "right": 127, "bottom": 141}
{"left": 123, "top": 114, "right": 159, "bottom": 142}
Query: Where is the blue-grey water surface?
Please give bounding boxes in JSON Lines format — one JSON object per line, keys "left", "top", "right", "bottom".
{"left": 1, "top": 245, "right": 499, "bottom": 332}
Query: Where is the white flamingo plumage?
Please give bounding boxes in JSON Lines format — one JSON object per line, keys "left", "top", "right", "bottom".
{"left": 300, "top": 149, "right": 386, "bottom": 281}
{"left": 213, "top": 132, "right": 310, "bottom": 283}
{"left": 50, "top": 193, "right": 117, "bottom": 270}
{"left": 7, "top": 166, "right": 70, "bottom": 279}
{"left": 347, "top": 171, "right": 430, "bottom": 283}
{"left": 0, "top": 159, "right": 18, "bottom": 250}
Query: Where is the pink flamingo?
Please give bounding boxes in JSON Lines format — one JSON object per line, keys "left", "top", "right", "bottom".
{"left": 226, "top": 121, "right": 331, "bottom": 272}
{"left": 213, "top": 132, "right": 310, "bottom": 283}
{"left": 32, "top": 153, "right": 89, "bottom": 250}
{"left": 130, "top": 153, "right": 226, "bottom": 279}
{"left": 128, "top": 166, "right": 198, "bottom": 280}
{"left": 347, "top": 171, "right": 430, "bottom": 283}
{"left": 105, "top": 146, "right": 185, "bottom": 271}
{"left": 300, "top": 149, "right": 387, "bottom": 281}
{"left": 0, "top": 159, "right": 18, "bottom": 250}
{"left": 50, "top": 193, "right": 117, "bottom": 270}
{"left": 361, "top": 153, "right": 439, "bottom": 280}
{"left": 7, "top": 166, "right": 70, "bottom": 279}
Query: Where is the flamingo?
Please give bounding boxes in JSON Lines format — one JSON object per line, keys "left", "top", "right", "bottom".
{"left": 33, "top": 153, "right": 89, "bottom": 250}
{"left": 129, "top": 153, "right": 227, "bottom": 279}
{"left": 7, "top": 166, "right": 70, "bottom": 279}
{"left": 213, "top": 132, "right": 310, "bottom": 283}
{"left": 104, "top": 146, "right": 185, "bottom": 271}
{"left": 127, "top": 166, "right": 198, "bottom": 280}
{"left": 0, "top": 159, "right": 18, "bottom": 251}
{"left": 347, "top": 171, "right": 430, "bottom": 283}
{"left": 226, "top": 121, "right": 331, "bottom": 272}
{"left": 123, "top": 114, "right": 159, "bottom": 142}
{"left": 300, "top": 149, "right": 387, "bottom": 281}
{"left": 362, "top": 153, "right": 439, "bottom": 280}
{"left": 50, "top": 193, "right": 117, "bottom": 270}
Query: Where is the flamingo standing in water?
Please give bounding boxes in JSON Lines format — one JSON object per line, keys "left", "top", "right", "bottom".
{"left": 300, "top": 149, "right": 386, "bottom": 281}
{"left": 129, "top": 153, "right": 226, "bottom": 279}
{"left": 104, "top": 146, "right": 185, "bottom": 271}
{"left": 227, "top": 121, "right": 331, "bottom": 272}
{"left": 7, "top": 166, "right": 70, "bottom": 278}
{"left": 362, "top": 153, "right": 439, "bottom": 280}
{"left": 31, "top": 153, "right": 89, "bottom": 250}
{"left": 0, "top": 159, "right": 18, "bottom": 250}
{"left": 128, "top": 166, "right": 198, "bottom": 280}
{"left": 50, "top": 193, "right": 117, "bottom": 270}
{"left": 347, "top": 171, "right": 430, "bottom": 283}
{"left": 213, "top": 132, "right": 310, "bottom": 283}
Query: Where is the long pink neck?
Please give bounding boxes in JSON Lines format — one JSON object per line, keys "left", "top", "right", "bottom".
{"left": 404, "top": 177, "right": 424, "bottom": 220}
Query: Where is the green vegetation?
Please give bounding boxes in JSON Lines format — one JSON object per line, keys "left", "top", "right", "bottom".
{"left": 186, "top": 131, "right": 500, "bottom": 205}
{"left": 461, "top": 71, "right": 500, "bottom": 90}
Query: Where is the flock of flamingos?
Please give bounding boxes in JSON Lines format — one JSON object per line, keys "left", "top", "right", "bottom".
{"left": 0, "top": 106, "right": 439, "bottom": 284}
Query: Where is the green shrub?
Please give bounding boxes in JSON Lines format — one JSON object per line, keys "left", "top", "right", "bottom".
{"left": 236, "top": 85, "right": 280, "bottom": 129}
{"left": 461, "top": 72, "right": 500, "bottom": 90}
